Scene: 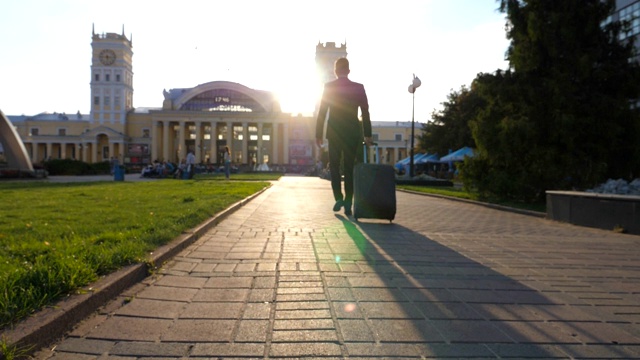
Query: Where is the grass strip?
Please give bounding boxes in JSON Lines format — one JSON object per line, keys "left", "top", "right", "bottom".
{"left": 0, "top": 178, "right": 271, "bottom": 328}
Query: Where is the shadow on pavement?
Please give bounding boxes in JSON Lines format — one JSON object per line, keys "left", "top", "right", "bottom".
{"left": 334, "top": 215, "right": 637, "bottom": 358}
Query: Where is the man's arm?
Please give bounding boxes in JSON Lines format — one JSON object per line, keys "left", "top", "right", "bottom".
{"left": 359, "top": 83, "right": 372, "bottom": 144}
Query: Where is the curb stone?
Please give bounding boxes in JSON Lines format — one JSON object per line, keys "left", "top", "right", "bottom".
{"left": 0, "top": 184, "right": 271, "bottom": 356}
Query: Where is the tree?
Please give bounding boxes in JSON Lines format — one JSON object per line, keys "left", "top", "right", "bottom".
{"left": 418, "top": 85, "right": 481, "bottom": 156}
{"left": 461, "top": 0, "right": 640, "bottom": 202}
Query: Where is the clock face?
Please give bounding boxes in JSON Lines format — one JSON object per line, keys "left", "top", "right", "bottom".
{"left": 99, "top": 49, "right": 116, "bottom": 65}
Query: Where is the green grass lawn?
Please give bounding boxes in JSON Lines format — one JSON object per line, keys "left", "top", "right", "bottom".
{"left": 397, "top": 184, "right": 546, "bottom": 213}
{"left": 0, "top": 176, "right": 274, "bottom": 328}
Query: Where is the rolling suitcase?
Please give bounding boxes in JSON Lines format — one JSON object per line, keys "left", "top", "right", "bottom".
{"left": 353, "top": 143, "right": 396, "bottom": 222}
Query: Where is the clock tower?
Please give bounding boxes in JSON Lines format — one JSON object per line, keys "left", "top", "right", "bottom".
{"left": 90, "top": 25, "right": 133, "bottom": 131}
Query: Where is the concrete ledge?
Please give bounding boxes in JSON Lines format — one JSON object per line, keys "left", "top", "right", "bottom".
{"left": 546, "top": 190, "right": 640, "bottom": 235}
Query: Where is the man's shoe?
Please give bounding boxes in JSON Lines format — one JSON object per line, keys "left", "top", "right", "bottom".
{"left": 344, "top": 207, "right": 352, "bottom": 216}
{"left": 333, "top": 200, "right": 343, "bottom": 212}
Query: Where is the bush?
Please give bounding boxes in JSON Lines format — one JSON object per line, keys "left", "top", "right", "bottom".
{"left": 43, "top": 159, "right": 111, "bottom": 176}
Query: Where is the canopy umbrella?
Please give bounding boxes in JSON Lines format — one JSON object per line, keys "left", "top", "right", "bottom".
{"left": 416, "top": 153, "right": 439, "bottom": 164}
{"left": 395, "top": 153, "right": 426, "bottom": 166}
{"left": 439, "top": 146, "right": 474, "bottom": 162}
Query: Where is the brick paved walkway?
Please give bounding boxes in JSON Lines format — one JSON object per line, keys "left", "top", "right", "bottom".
{"left": 36, "top": 176, "right": 640, "bottom": 359}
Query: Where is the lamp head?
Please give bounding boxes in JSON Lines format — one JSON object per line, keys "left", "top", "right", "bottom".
{"left": 408, "top": 74, "right": 421, "bottom": 93}
{"left": 412, "top": 74, "right": 422, "bottom": 89}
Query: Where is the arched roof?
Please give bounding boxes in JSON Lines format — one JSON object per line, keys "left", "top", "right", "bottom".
{"left": 171, "top": 81, "right": 281, "bottom": 113}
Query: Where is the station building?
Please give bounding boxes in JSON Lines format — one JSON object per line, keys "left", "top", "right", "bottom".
{"left": 7, "top": 28, "right": 418, "bottom": 171}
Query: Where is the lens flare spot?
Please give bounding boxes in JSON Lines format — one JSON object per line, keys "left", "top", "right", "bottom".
{"left": 335, "top": 255, "right": 341, "bottom": 263}
{"left": 344, "top": 303, "right": 357, "bottom": 312}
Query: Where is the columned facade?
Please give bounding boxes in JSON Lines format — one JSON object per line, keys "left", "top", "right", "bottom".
{"left": 144, "top": 114, "right": 292, "bottom": 167}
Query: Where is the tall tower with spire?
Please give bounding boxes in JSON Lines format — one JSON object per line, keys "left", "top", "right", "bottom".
{"left": 90, "top": 25, "right": 134, "bottom": 131}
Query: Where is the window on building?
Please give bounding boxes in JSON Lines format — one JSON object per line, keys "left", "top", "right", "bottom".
{"left": 105, "top": 74, "right": 110, "bottom": 82}
{"left": 142, "top": 129, "right": 150, "bottom": 138}
{"left": 104, "top": 96, "right": 110, "bottom": 106}
{"left": 233, "top": 125, "right": 244, "bottom": 140}
{"left": 30, "top": 128, "right": 39, "bottom": 136}
{"left": 114, "top": 95, "right": 120, "bottom": 106}
{"left": 94, "top": 74, "right": 100, "bottom": 82}
{"left": 58, "top": 128, "right": 66, "bottom": 136}
{"left": 94, "top": 96, "right": 100, "bottom": 105}
{"left": 116, "top": 74, "right": 121, "bottom": 82}
{"left": 395, "top": 133, "right": 403, "bottom": 141}
{"left": 262, "top": 134, "right": 271, "bottom": 141}
{"left": 250, "top": 135, "right": 258, "bottom": 141}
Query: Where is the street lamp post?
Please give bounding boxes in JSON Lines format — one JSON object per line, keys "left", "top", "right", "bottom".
{"left": 408, "top": 74, "right": 421, "bottom": 178}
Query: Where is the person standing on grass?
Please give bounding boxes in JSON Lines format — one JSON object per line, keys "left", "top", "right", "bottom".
{"left": 223, "top": 146, "right": 231, "bottom": 179}
{"left": 315, "top": 57, "right": 373, "bottom": 216}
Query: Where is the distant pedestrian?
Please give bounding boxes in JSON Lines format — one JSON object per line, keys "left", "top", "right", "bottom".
{"left": 223, "top": 146, "right": 231, "bottom": 179}
{"left": 186, "top": 150, "right": 196, "bottom": 179}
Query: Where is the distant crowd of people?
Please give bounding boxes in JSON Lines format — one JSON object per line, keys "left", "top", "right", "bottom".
{"left": 140, "top": 149, "right": 235, "bottom": 179}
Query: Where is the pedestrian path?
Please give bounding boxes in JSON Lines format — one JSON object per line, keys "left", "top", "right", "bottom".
{"left": 35, "top": 176, "right": 640, "bottom": 359}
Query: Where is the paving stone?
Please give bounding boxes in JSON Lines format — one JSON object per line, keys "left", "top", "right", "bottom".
{"left": 415, "top": 343, "right": 495, "bottom": 358}
{"left": 190, "top": 343, "right": 265, "bottom": 357}
{"left": 275, "top": 309, "right": 332, "bottom": 319}
{"left": 235, "top": 320, "right": 269, "bottom": 342}
{"left": 203, "top": 276, "right": 253, "bottom": 288}
{"left": 53, "top": 338, "right": 115, "bottom": 355}
{"left": 134, "top": 286, "right": 198, "bottom": 302}
{"left": 109, "top": 342, "right": 189, "bottom": 357}
{"left": 360, "top": 301, "right": 424, "bottom": 319}
{"left": 113, "top": 299, "right": 184, "bottom": 319}
{"left": 242, "top": 302, "right": 272, "bottom": 319}
{"left": 276, "top": 301, "right": 329, "bottom": 310}
{"left": 192, "top": 288, "right": 249, "bottom": 302}
{"left": 249, "top": 288, "right": 275, "bottom": 302}
{"left": 273, "top": 319, "right": 335, "bottom": 330}
{"left": 331, "top": 301, "right": 365, "bottom": 319}
{"left": 154, "top": 275, "right": 207, "bottom": 288}
{"left": 370, "top": 319, "right": 444, "bottom": 342}
{"left": 338, "top": 319, "right": 375, "bottom": 341}
{"left": 346, "top": 342, "right": 421, "bottom": 357}
{"left": 179, "top": 302, "right": 243, "bottom": 319}
{"left": 272, "top": 329, "right": 339, "bottom": 342}
{"left": 48, "top": 353, "right": 98, "bottom": 360}
{"left": 161, "top": 319, "right": 235, "bottom": 342}
{"left": 269, "top": 342, "right": 343, "bottom": 357}
{"left": 85, "top": 317, "right": 172, "bottom": 341}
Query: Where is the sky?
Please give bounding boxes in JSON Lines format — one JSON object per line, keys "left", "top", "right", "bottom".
{"left": 0, "top": 0, "right": 510, "bottom": 124}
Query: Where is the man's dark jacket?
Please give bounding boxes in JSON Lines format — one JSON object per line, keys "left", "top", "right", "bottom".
{"left": 316, "top": 77, "right": 372, "bottom": 145}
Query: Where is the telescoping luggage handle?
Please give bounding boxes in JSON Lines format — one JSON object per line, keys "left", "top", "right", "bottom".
{"left": 363, "top": 142, "right": 379, "bottom": 164}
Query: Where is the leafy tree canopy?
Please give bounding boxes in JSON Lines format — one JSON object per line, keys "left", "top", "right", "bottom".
{"left": 460, "top": 0, "right": 640, "bottom": 202}
{"left": 418, "top": 85, "right": 480, "bottom": 157}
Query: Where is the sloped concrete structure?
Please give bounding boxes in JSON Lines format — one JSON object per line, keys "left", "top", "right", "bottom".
{"left": 0, "top": 109, "right": 34, "bottom": 173}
